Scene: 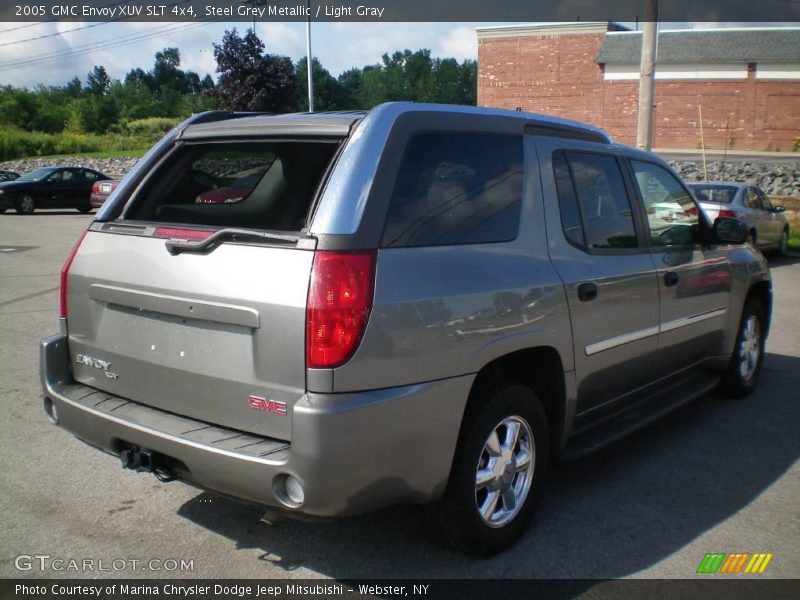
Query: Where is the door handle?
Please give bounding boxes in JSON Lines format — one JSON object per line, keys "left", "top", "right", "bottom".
{"left": 664, "top": 271, "right": 679, "bottom": 287}
{"left": 577, "top": 282, "right": 598, "bottom": 302}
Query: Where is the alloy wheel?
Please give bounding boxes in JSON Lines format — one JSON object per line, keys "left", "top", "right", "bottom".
{"left": 475, "top": 416, "right": 534, "bottom": 528}
{"left": 738, "top": 315, "right": 761, "bottom": 382}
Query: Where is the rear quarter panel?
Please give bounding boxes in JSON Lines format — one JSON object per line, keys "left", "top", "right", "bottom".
{"left": 331, "top": 136, "right": 573, "bottom": 392}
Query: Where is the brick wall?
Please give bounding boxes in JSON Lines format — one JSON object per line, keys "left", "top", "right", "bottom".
{"left": 478, "top": 33, "right": 800, "bottom": 151}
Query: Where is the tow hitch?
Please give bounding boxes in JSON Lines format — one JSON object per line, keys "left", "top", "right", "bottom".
{"left": 120, "top": 445, "right": 178, "bottom": 482}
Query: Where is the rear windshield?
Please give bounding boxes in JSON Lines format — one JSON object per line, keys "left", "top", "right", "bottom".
{"left": 125, "top": 140, "right": 340, "bottom": 231}
{"left": 690, "top": 185, "right": 737, "bottom": 204}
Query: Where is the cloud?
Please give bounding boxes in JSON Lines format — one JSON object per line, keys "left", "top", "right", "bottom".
{"left": 437, "top": 26, "right": 478, "bottom": 61}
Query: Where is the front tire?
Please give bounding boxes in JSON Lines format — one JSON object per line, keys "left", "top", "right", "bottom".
{"left": 15, "top": 194, "right": 35, "bottom": 214}
{"left": 776, "top": 228, "right": 788, "bottom": 257}
{"left": 430, "top": 384, "right": 549, "bottom": 556}
{"left": 719, "top": 298, "right": 766, "bottom": 398}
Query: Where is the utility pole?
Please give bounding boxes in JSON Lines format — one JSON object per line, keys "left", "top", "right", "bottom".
{"left": 306, "top": 0, "right": 314, "bottom": 112}
{"left": 636, "top": 0, "right": 658, "bottom": 151}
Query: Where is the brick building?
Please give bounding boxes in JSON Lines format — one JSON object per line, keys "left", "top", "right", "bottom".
{"left": 476, "top": 23, "right": 800, "bottom": 151}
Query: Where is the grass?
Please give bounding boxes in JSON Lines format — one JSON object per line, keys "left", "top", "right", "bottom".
{"left": 788, "top": 229, "right": 800, "bottom": 252}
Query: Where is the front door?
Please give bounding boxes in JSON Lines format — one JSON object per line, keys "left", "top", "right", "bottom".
{"left": 627, "top": 158, "right": 733, "bottom": 373}
{"left": 536, "top": 138, "right": 663, "bottom": 426}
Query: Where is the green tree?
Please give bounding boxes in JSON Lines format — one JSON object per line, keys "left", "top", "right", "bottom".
{"left": 295, "top": 57, "right": 347, "bottom": 111}
{"left": 86, "top": 65, "right": 111, "bottom": 96}
{"left": 211, "top": 28, "right": 296, "bottom": 112}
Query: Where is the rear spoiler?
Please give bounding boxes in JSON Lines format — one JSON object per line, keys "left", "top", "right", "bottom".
{"left": 94, "top": 111, "right": 270, "bottom": 223}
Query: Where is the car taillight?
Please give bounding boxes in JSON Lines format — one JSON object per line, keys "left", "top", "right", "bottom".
{"left": 306, "top": 251, "right": 376, "bottom": 369}
{"left": 91, "top": 182, "right": 101, "bottom": 194}
{"left": 59, "top": 230, "right": 88, "bottom": 319}
{"left": 717, "top": 209, "right": 737, "bottom": 219}
{"left": 153, "top": 227, "right": 214, "bottom": 241}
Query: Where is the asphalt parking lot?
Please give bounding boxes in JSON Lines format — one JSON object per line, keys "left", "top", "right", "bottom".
{"left": 0, "top": 211, "right": 798, "bottom": 580}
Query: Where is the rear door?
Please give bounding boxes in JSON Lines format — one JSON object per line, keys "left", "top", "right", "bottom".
{"left": 66, "top": 137, "right": 343, "bottom": 441}
{"left": 537, "top": 138, "right": 662, "bottom": 425}
{"left": 757, "top": 189, "right": 783, "bottom": 244}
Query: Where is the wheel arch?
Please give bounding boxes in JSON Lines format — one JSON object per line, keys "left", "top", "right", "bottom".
{"left": 746, "top": 280, "right": 772, "bottom": 338}
{"left": 464, "top": 346, "right": 567, "bottom": 456}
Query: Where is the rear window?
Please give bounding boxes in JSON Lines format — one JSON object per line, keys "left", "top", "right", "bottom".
{"left": 382, "top": 132, "right": 524, "bottom": 247}
{"left": 126, "top": 141, "right": 340, "bottom": 231}
{"left": 690, "top": 185, "right": 737, "bottom": 204}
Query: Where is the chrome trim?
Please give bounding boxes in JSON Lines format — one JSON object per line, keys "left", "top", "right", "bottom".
{"left": 585, "top": 325, "right": 660, "bottom": 356}
{"left": 660, "top": 307, "right": 728, "bottom": 333}
{"left": 585, "top": 307, "right": 728, "bottom": 355}
{"left": 89, "top": 284, "right": 260, "bottom": 329}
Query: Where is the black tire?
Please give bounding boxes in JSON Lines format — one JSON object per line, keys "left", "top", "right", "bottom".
{"left": 775, "top": 227, "right": 789, "bottom": 257}
{"left": 429, "top": 384, "right": 549, "bottom": 556}
{"left": 77, "top": 206, "right": 93, "bottom": 214}
{"left": 718, "top": 298, "right": 766, "bottom": 398}
{"left": 15, "top": 194, "right": 35, "bottom": 214}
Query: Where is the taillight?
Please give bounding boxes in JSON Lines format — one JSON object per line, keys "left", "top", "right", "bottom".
{"left": 91, "top": 182, "right": 101, "bottom": 194}
{"left": 717, "top": 209, "right": 737, "bottom": 219}
{"left": 306, "top": 251, "right": 376, "bottom": 369}
{"left": 153, "top": 227, "right": 214, "bottom": 241}
{"left": 59, "top": 230, "right": 88, "bottom": 319}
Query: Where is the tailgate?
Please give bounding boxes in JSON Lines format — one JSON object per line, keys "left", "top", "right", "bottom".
{"left": 66, "top": 229, "right": 314, "bottom": 440}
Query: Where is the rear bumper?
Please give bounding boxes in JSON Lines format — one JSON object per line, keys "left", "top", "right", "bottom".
{"left": 40, "top": 334, "right": 472, "bottom": 517}
{"left": 89, "top": 194, "right": 108, "bottom": 208}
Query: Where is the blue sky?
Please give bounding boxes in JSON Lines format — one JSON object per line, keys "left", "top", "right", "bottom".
{"left": 0, "top": 21, "right": 487, "bottom": 87}
{"left": 0, "top": 21, "right": 795, "bottom": 88}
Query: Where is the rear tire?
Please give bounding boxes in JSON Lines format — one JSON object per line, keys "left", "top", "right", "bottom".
{"left": 429, "top": 384, "right": 549, "bottom": 556}
{"left": 77, "top": 206, "right": 92, "bottom": 214}
{"left": 718, "top": 298, "right": 766, "bottom": 398}
{"left": 15, "top": 195, "right": 35, "bottom": 214}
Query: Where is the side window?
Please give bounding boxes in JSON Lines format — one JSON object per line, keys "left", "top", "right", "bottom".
{"left": 553, "top": 151, "right": 638, "bottom": 250}
{"left": 745, "top": 188, "right": 763, "bottom": 210}
{"left": 382, "top": 133, "right": 523, "bottom": 247}
{"left": 84, "top": 170, "right": 100, "bottom": 182}
{"left": 552, "top": 151, "right": 585, "bottom": 247}
{"left": 630, "top": 160, "right": 700, "bottom": 247}
{"left": 46, "top": 171, "right": 63, "bottom": 183}
{"left": 757, "top": 189, "right": 772, "bottom": 210}
{"left": 62, "top": 169, "right": 80, "bottom": 183}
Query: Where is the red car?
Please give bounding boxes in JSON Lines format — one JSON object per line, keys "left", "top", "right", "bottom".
{"left": 90, "top": 180, "right": 120, "bottom": 208}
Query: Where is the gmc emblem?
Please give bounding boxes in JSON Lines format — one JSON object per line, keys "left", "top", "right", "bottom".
{"left": 248, "top": 395, "right": 287, "bottom": 416}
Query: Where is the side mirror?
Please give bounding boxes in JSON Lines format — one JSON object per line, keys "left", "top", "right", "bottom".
{"left": 772, "top": 206, "right": 786, "bottom": 214}
{"left": 714, "top": 217, "right": 748, "bottom": 244}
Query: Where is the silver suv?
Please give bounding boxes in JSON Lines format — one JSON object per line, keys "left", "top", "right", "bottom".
{"left": 41, "top": 103, "right": 770, "bottom": 555}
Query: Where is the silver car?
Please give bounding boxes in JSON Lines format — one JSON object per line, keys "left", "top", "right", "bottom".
{"left": 41, "top": 104, "right": 771, "bottom": 556}
{"left": 689, "top": 182, "right": 790, "bottom": 255}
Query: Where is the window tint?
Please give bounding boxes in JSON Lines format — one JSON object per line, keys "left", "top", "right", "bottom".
{"left": 552, "top": 151, "right": 584, "bottom": 247}
{"left": 84, "top": 170, "right": 100, "bottom": 182}
{"left": 382, "top": 133, "right": 523, "bottom": 247}
{"left": 127, "top": 141, "right": 339, "bottom": 231}
{"left": 745, "top": 188, "right": 763, "bottom": 209}
{"left": 45, "top": 171, "right": 63, "bottom": 183}
{"left": 62, "top": 169, "right": 81, "bottom": 183}
{"left": 631, "top": 160, "right": 700, "bottom": 247}
{"left": 555, "top": 152, "right": 638, "bottom": 249}
{"left": 689, "top": 184, "right": 736, "bottom": 204}
{"left": 758, "top": 190, "right": 773, "bottom": 210}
